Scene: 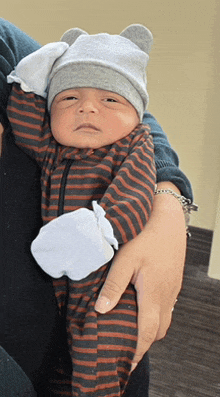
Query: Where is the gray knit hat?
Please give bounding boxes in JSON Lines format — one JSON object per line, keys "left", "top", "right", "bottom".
{"left": 48, "top": 24, "right": 153, "bottom": 119}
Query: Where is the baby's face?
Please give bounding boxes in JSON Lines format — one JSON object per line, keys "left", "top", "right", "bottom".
{"left": 50, "top": 87, "right": 139, "bottom": 149}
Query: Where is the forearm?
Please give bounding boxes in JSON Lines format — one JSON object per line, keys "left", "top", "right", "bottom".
{"left": 144, "top": 184, "right": 186, "bottom": 245}
{"left": 134, "top": 181, "right": 187, "bottom": 265}
{"left": 122, "top": 182, "right": 187, "bottom": 271}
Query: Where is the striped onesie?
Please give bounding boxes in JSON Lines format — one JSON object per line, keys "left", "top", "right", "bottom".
{"left": 7, "top": 83, "right": 156, "bottom": 397}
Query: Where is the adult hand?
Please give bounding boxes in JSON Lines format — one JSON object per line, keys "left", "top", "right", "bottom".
{"left": 95, "top": 182, "right": 187, "bottom": 370}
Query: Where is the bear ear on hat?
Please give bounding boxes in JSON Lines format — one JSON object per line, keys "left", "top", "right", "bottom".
{"left": 60, "top": 27, "right": 88, "bottom": 46}
{"left": 120, "top": 24, "right": 153, "bottom": 54}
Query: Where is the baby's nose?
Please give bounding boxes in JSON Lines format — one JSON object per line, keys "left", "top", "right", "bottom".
{"left": 78, "top": 99, "right": 99, "bottom": 113}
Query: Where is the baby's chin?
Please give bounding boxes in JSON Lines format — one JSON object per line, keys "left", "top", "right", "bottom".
{"left": 57, "top": 139, "right": 104, "bottom": 150}
{"left": 57, "top": 133, "right": 118, "bottom": 149}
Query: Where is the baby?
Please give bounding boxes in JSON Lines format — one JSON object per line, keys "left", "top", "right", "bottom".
{"left": 7, "top": 24, "right": 156, "bottom": 396}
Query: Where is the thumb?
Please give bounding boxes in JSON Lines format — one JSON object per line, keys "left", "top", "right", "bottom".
{"left": 95, "top": 258, "right": 134, "bottom": 314}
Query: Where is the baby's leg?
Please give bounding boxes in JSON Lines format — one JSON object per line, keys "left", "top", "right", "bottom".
{"left": 66, "top": 263, "right": 138, "bottom": 397}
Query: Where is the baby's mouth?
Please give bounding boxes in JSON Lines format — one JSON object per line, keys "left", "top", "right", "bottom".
{"left": 75, "top": 123, "right": 100, "bottom": 132}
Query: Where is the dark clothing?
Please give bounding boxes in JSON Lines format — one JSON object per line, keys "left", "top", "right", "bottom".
{"left": 0, "top": 127, "right": 71, "bottom": 395}
{"left": 0, "top": 347, "right": 37, "bottom": 397}
{"left": 124, "top": 352, "right": 150, "bottom": 397}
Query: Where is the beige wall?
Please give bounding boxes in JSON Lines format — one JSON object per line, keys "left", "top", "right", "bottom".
{"left": 2, "top": 0, "right": 220, "bottom": 230}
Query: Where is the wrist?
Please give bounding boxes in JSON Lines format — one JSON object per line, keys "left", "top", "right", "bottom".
{"left": 156, "top": 181, "right": 181, "bottom": 195}
{"left": 154, "top": 183, "right": 198, "bottom": 236}
{"left": 143, "top": 191, "right": 186, "bottom": 239}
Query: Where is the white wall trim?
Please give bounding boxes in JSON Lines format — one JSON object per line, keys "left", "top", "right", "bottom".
{"left": 208, "top": 190, "right": 220, "bottom": 280}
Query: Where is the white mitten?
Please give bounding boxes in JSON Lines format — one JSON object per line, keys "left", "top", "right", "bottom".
{"left": 7, "top": 42, "right": 69, "bottom": 97}
{"left": 31, "top": 204, "right": 118, "bottom": 280}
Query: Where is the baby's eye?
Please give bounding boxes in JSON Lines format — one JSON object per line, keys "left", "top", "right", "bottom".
{"left": 64, "top": 96, "right": 78, "bottom": 101}
{"left": 105, "top": 98, "right": 117, "bottom": 103}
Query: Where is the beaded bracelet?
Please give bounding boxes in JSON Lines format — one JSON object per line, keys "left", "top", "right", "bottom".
{"left": 154, "top": 186, "right": 198, "bottom": 238}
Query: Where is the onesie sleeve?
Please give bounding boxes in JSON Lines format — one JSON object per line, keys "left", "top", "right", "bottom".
{"left": 7, "top": 83, "right": 52, "bottom": 166}
{"left": 143, "top": 111, "right": 193, "bottom": 201}
{"left": 99, "top": 126, "right": 156, "bottom": 245}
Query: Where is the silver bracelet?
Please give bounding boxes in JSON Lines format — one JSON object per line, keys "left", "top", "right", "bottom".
{"left": 154, "top": 186, "right": 198, "bottom": 237}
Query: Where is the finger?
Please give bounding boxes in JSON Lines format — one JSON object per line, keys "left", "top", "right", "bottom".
{"left": 131, "top": 363, "right": 138, "bottom": 372}
{"left": 132, "top": 304, "right": 160, "bottom": 364}
{"left": 131, "top": 265, "right": 161, "bottom": 363}
{"left": 95, "top": 256, "right": 134, "bottom": 314}
{"left": 155, "top": 305, "right": 174, "bottom": 341}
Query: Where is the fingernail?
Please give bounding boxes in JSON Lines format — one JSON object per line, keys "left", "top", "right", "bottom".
{"left": 131, "top": 363, "right": 137, "bottom": 372}
{"left": 95, "top": 296, "right": 111, "bottom": 313}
